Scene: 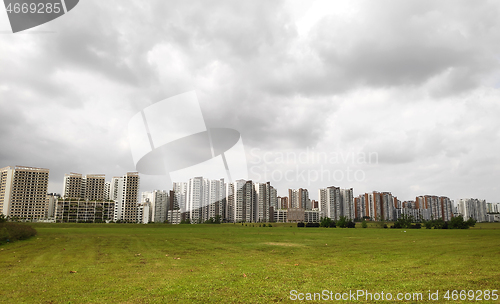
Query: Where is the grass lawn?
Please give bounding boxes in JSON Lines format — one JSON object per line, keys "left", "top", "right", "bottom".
{"left": 1, "top": 223, "right": 499, "bottom": 303}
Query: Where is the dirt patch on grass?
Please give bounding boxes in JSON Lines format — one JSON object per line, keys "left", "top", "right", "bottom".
{"left": 264, "top": 242, "right": 304, "bottom": 247}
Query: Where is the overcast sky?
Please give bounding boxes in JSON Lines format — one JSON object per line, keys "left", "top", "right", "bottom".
{"left": 1, "top": 0, "right": 499, "bottom": 202}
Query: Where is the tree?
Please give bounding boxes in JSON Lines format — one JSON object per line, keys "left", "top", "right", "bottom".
{"left": 336, "top": 216, "right": 355, "bottom": 228}
{"left": 394, "top": 214, "right": 414, "bottom": 229}
{"left": 320, "top": 217, "right": 333, "bottom": 228}
{"left": 423, "top": 219, "right": 433, "bottom": 229}
{"left": 432, "top": 218, "right": 445, "bottom": 229}
{"left": 361, "top": 219, "right": 368, "bottom": 228}
{"left": 377, "top": 215, "right": 386, "bottom": 228}
{"left": 465, "top": 217, "right": 476, "bottom": 228}
{"left": 337, "top": 216, "right": 349, "bottom": 228}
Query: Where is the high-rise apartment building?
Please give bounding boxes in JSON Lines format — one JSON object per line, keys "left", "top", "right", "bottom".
{"left": 172, "top": 181, "right": 188, "bottom": 212}
{"left": 55, "top": 198, "right": 115, "bottom": 223}
{"left": 415, "top": 195, "right": 453, "bottom": 221}
{"left": 319, "top": 186, "right": 353, "bottom": 220}
{"left": 141, "top": 190, "right": 169, "bottom": 223}
{"left": 254, "top": 182, "right": 276, "bottom": 222}
{"left": 288, "top": 188, "right": 310, "bottom": 209}
{"left": 62, "top": 172, "right": 83, "bottom": 199}
{"left": 83, "top": 174, "right": 106, "bottom": 201}
{"left": 340, "top": 188, "right": 355, "bottom": 220}
{"left": 0, "top": 166, "right": 49, "bottom": 220}
{"left": 63, "top": 173, "right": 106, "bottom": 201}
{"left": 229, "top": 179, "right": 254, "bottom": 223}
{"left": 457, "top": 198, "right": 487, "bottom": 222}
{"left": 110, "top": 172, "right": 140, "bottom": 222}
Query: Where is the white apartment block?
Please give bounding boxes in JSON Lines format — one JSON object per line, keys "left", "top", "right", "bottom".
{"left": 457, "top": 198, "right": 488, "bottom": 222}
{"left": 319, "top": 186, "right": 341, "bottom": 220}
{"left": 110, "top": 172, "right": 140, "bottom": 223}
{"left": 0, "top": 166, "right": 49, "bottom": 220}
{"left": 63, "top": 173, "right": 106, "bottom": 201}
{"left": 63, "top": 172, "right": 83, "bottom": 199}
{"left": 55, "top": 198, "right": 115, "bottom": 223}
{"left": 137, "top": 201, "right": 150, "bottom": 224}
{"left": 141, "top": 190, "right": 169, "bottom": 223}
{"left": 288, "top": 188, "right": 310, "bottom": 209}
{"left": 254, "top": 182, "right": 273, "bottom": 222}
{"left": 172, "top": 182, "right": 188, "bottom": 212}
{"left": 340, "top": 188, "right": 355, "bottom": 220}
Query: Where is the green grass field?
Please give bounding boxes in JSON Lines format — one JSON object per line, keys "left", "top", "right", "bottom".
{"left": 1, "top": 223, "right": 499, "bottom": 303}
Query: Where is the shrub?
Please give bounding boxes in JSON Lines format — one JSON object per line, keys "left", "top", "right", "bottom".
{"left": 320, "top": 217, "right": 333, "bottom": 228}
{"left": 466, "top": 217, "right": 476, "bottom": 228}
{"left": 411, "top": 223, "right": 421, "bottom": 229}
{"left": 394, "top": 214, "right": 414, "bottom": 229}
{"left": 305, "top": 222, "right": 320, "bottom": 227}
{"left": 346, "top": 221, "right": 356, "bottom": 228}
{"left": 204, "top": 216, "right": 222, "bottom": 224}
{"left": 337, "top": 216, "right": 348, "bottom": 228}
{"left": 0, "top": 222, "right": 37, "bottom": 244}
{"left": 446, "top": 215, "right": 475, "bottom": 229}
{"left": 268, "top": 224, "right": 272, "bottom": 227}
{"left": 262, "top": 224, "right": 266, "bottom": 227}
{"left": 297, "top": 222, "right": 305, "bottom": 227}
{"left": 361, "top": 220, "right": 368, "bottom": 228}
{"left": 329, "top": 221, "right": 336, "bottom": 228}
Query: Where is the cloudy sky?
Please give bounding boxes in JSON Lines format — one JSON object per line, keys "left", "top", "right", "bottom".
{"left": 1, "top": 0, "right": 499, "bottom": 203}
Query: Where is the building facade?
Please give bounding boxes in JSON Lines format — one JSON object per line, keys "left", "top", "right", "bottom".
{"left": 0, "top": 166, "right": 50, "bottom": 220}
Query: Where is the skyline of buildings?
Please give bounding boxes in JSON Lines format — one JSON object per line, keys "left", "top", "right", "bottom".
{"left": 0, "top": 165, "right": 498, "bottom": 224}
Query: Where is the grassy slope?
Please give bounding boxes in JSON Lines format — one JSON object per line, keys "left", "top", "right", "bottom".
{"left": 0, "top": 223, "right": 499, "bottom": 303}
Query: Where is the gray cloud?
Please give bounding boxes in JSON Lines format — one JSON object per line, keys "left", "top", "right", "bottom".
{"left": 0, "top": 0, "right": 499, "bottom": 202}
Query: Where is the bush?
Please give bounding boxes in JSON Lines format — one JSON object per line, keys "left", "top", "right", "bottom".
{"left": 320, "top": 217, "right": 333, "bottom": 228}
{"left": 268, "top": 224, "right": 272, "bottom": 227}
{"left": 346, "top": 221, "right": 356, "bottom": 228}
{"left": 262, "top": 224, "right": 266, "bottom": 227}
{"left": 410, "top": 223, "right": 421, "bottom": 229}
{"left": 305, "top": 222, "right": 320, "bottom": 227}
{"left": 336, "top": 216, "right": 348, "bottom": 228}
{"left": 297, "top": 222, "right": 305, "bottom": 227}
{"left": 0, "top": 222, "right": 37, "bottom": 244}
{"left": 329, "top": 221, "right": 336, "bottom": 228}
{"left": 394, "top": 214, "right": 414, "bottom": 229}
{"left": 204, "top": 216, "right": 222, "bottom": 224}
{"left": 361, "top": 220, "right": 368, "bottom": 228}
{"left": 466, "top": 217, "right": 476, "bottom": 228}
